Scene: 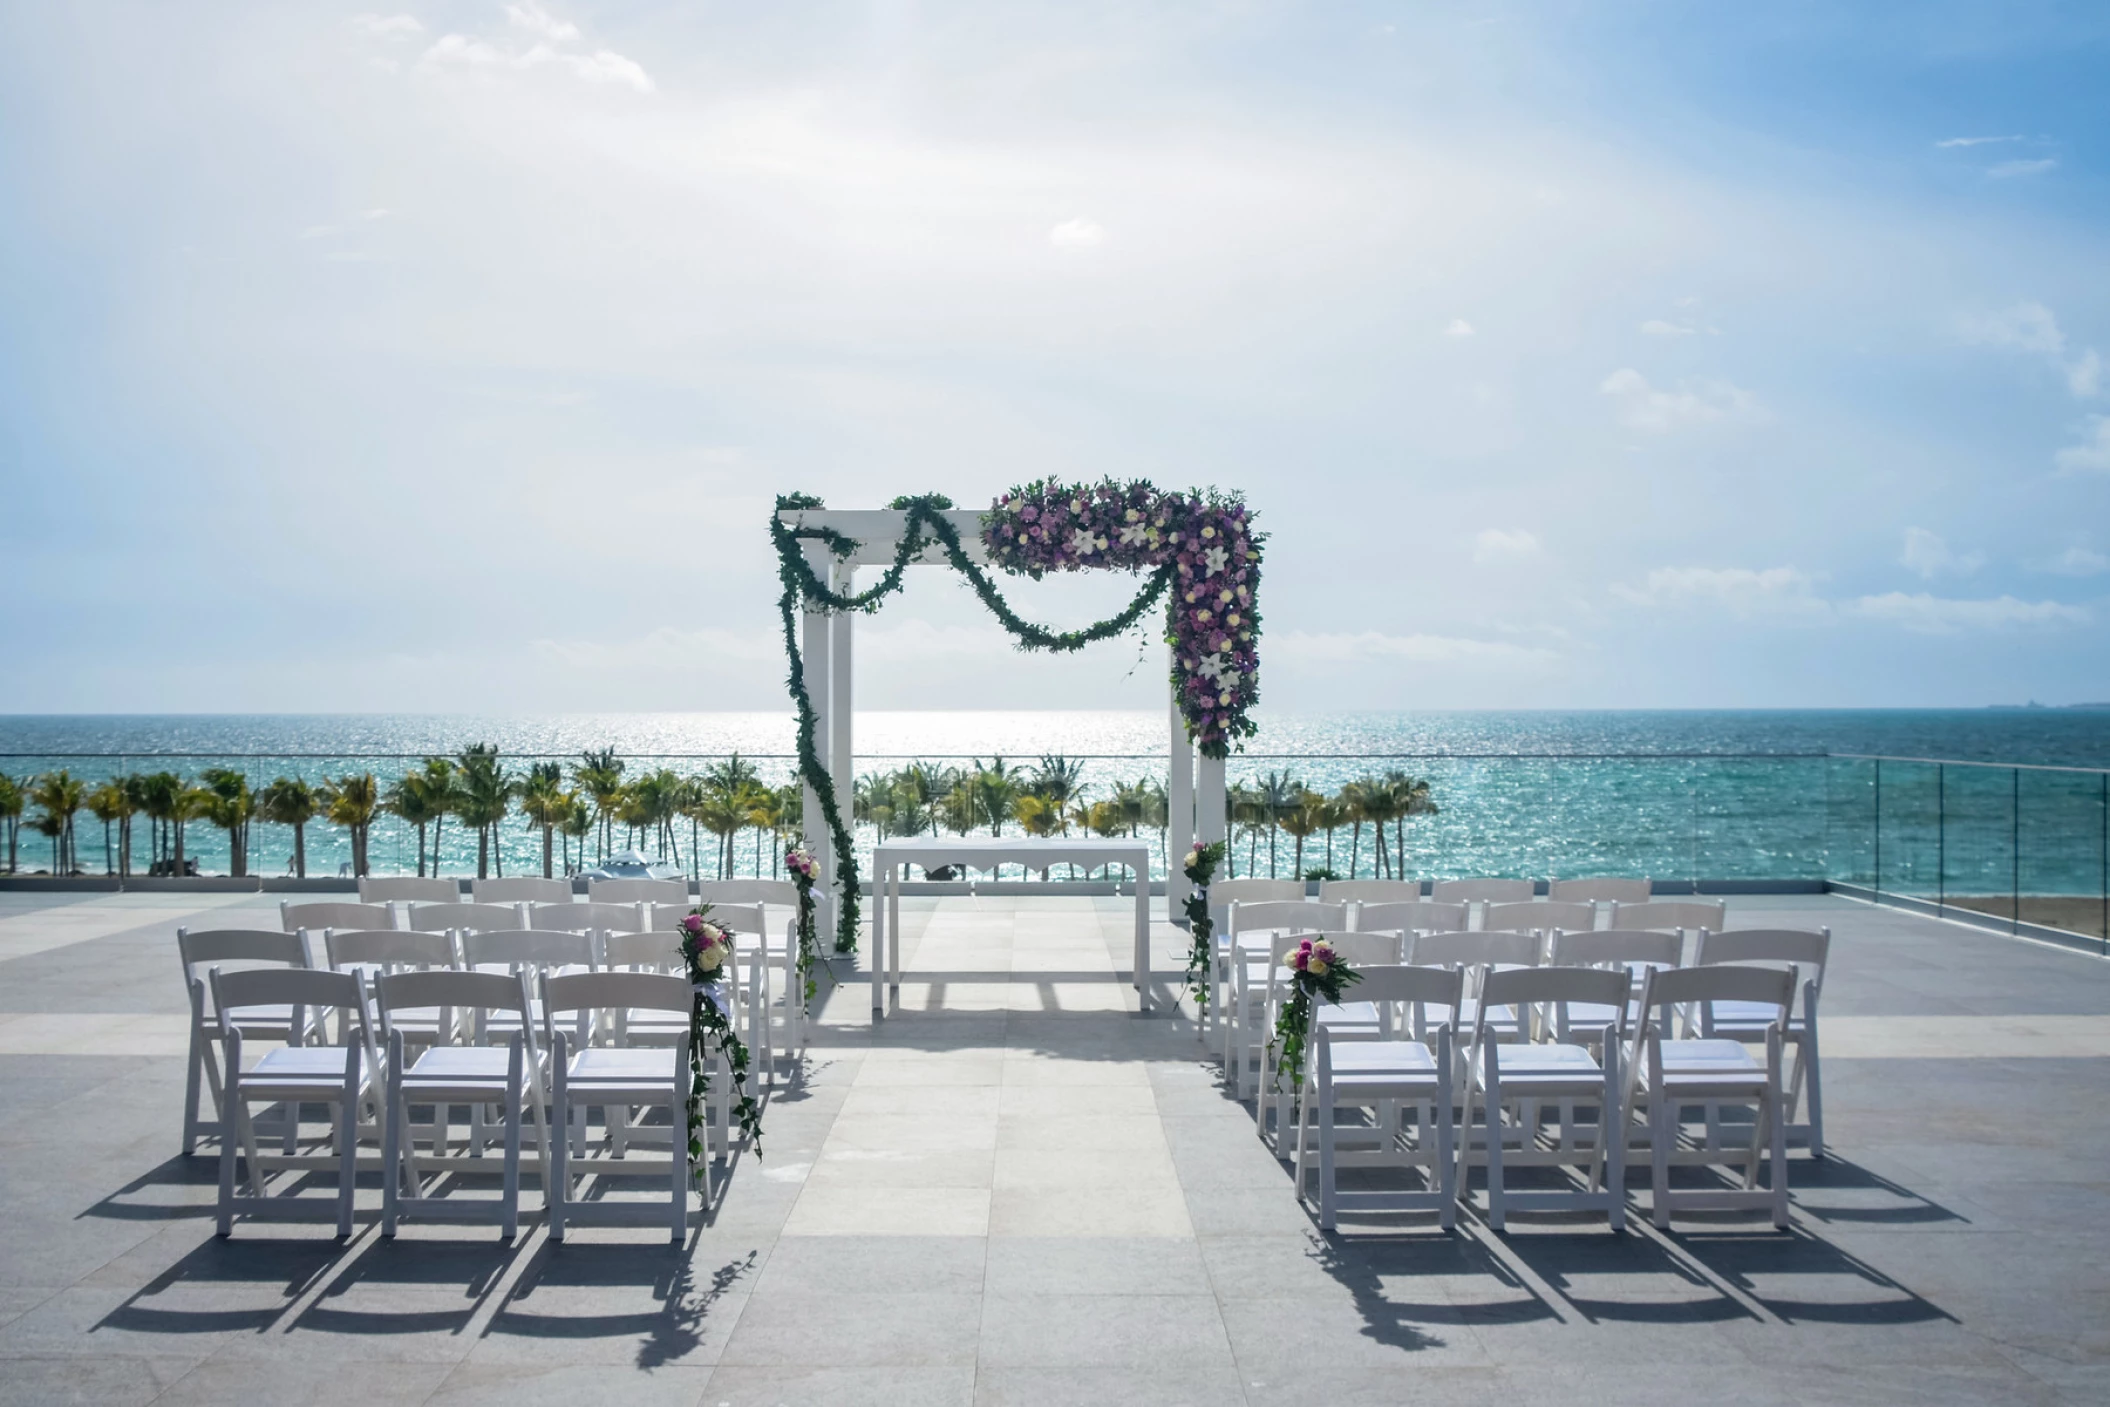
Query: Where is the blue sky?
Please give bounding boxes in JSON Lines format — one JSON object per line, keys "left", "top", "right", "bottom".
{"left": 1, "top": 1, "right": 2106, "bottom": 712}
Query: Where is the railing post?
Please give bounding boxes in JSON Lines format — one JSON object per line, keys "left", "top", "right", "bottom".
{"left": 2011, "top": 766, "right": 2020, "bottom": 936}
{"left": 1936, "top": 763, "right": 1945, "bottom": 917}
{"left": 1872, "top": 758, "right": 1882, "bottom": 902}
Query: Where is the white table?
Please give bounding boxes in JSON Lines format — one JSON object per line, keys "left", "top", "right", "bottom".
{"left": 868, "top": 839, "right": 1156, "bottom": 1019}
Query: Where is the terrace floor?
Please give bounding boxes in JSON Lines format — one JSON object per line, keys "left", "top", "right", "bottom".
{"left": 0, "top": 889, "right": 2106, "bottom": 1405}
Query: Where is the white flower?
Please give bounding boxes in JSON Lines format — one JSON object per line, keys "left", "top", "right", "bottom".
{"left": 1125, "top": 508, "right": 1141, "bottom": 522}
{"left": 1196, "top": 653, "right": 1226, "bottom": 680}
{"left": 1070, "top": 527, "right": 1097, "bottom": 556}
{"left": 1119, "top": 523, "right": 1147, "bottom": 546}
{"left": 1204, "top": 545, "right": 1229, "bottom": 575}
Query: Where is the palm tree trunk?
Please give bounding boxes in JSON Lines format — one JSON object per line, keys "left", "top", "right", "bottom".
{"left": 294, "top": 821, "right": 307, "bottom": 879}
{"left": 477, "top": 825, "right": 489, "bottom": 880}
{"left": 1293, "top": 832, "right": 1304, "bottom": 879}
{"left": 542, "top": 824, "right": 554, "bottom": 879}
{"left": 1394, "top": 818, "right": 1406, "bottom": 880}
{"left": 1349, "top": 822, "right": 1360, "bottom": 878}
{"left": 1375, "top": 824, "right": 1389, "bottom": 879}
{"left": 432, "top": 816, "right": 445, "bottom": 876}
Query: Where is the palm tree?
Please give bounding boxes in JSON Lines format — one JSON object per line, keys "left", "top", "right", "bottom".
{"left": 1377, "top": 770, "right": 1436, "bottom": 880}
{"left": 322, "top": 773, "right": 381, "bottom": 878}
{"left": 387, "top": 759, "right": 455, "bottom": 878}
{"left": 85, "top": 779, "right": 130, "bottom": 876}
{"left": 257, "top": 776, "right": 320, "bottom": 878}
{"left": 1354, "top": 774, "right": 1400, "bottom": 878}
{"left": 691, "top": 785, "right": 749, "bottom": 880}
{"left": 1251, "top": 770, "right": 1303, "bottom": 880}
{"left": 973, "top": 758, "right": 1020, "bottom": 838}
{"left": 29, "top": 771, "right": 87, "bottom": 876}
{"left": 853, "top": 773, "right": 897, "bottom": 841}
{"left": 629, "top": 769, "right": 687, "bottom": 867}
{"left": 1225, "top": 781, "right": 1261, "bottom": 878}
{"left": 1276, "top": 788, "right": 1325, "bottom": 881}
{"left": 197, "top": 768, "right": 255, "bottom": 877}
{"left": 134, "top": 771, "right": 183, "bottom": 873}
{"left": 453, "top": 744, "right": 516, "bottom": 880}
{"left": 560, "top": 795, "right": 593, "bottom": 876}
{"left": 518, "top": 762, "right": 570, "bottom": 880}
{"left": 572, "top": 749, "right": 627, "bottom": 863}
{"left": 1313, "top": 792, "right": 1347, "bottom": 877}
{"left": 1012, "top": 793, "right": 1060, "bottom": 847}
{"left": 1338, "top": 780, "right": 1370, "bottom": 879}
{"left": 0, "top": 774, "right": 22, "bottom": 874}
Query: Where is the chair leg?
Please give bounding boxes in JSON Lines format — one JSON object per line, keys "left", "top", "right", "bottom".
{"left": 669, "top": 1094, "right": 687, "bottom": 1244}
{"left": 549, "top": 1062, "right": 569, "bottom": 1241}
{"left": 1436, "top": 1095, "right": 1456, "bottom": 1231}
{"left": 184, "top": 1027, "right": 209, "bottom": 1155}
{"left": 1316, "top": 1086, "right": 1336, "bottom": 1231}
{"left": 1801, "top": 1026, "right": 1825, "bottom": 1158}
{"left": 501, "top": 1046, "right": 523, "bottom": 1241}
{"left": 1650, "top": 1095, "right": 1672, "bottom": 1231}
{"left": 1484, "top": 1096, "right": 1506, "bottom": 1232}
{"left": 216, "top": 1093, "right": 238, "bottom": 1238}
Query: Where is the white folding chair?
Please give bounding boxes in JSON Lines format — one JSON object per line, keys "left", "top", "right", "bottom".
{"left": 1609, "top": 899, "right": 1727, "bottom": 952}
{"left": 1549, "top": 928, "right": 1683, "bottom": 1032}
{"left": 600, "top": 931, "right": 734, "bottom": 1161}
{"left": 1207, "top": 879, "right": 1307, "bottom": 935}
{"left": 1468, "top": 965, "right": 1632, "bottom": 1231}
{"left": 279, "top": 901, "right": 395, "bottom": 935}
{"left": 1406, "top": 930, "right": 1543, "bottom": 1042}
{"left": 1218, "top": 901, "right": 1346, "bottom": 1077}
{"left": 178, "top": 928, "right": 316, "bottom": 1156}
{"left": 588, "top": 877, "right": 690, "bottom": 907}
{"left": 359, "top": 877, "right": 459, "bottom": 904}
{"left": 377, "top": 968, "right": 550, "bottom": 1239}
{"left": 657, "top": 901, "right": 780, "bottom": 1080}
{"left": 210, "top": 967, "right": 380, "bottom": 1238}
{"left": 1294, "top": 964, "right": 1464, "bottom": 1231}
{"left": 692, "top": 883, "right": 808, "bottom": 1055}
{"left": 528, "top": 900, "right": 647, "bottom": 941}
{"left": 542, "top": 970, "right": 697, "bottom": 1242}
{"left": 473, "top": 876, "right": 574, "bottom": 904}
{"left": 1696, "top": 928, "right": 1831, "bottom": 1156}
{"left": 1316, "top": 879, "right": 1422, "bottom": 905}
{"left": 1483, "top": 901, "right": 1596, "bottom": 936}
{"left": 1257, "top": 930, "right": 1402, "bottom": 1150}
{"left": 1548, "top": 878, "right": 1651, "bottom": 905}
{"left": 1626, "top": 964, "right": 1796, "bottom": 1229}
{"left": 403, "top": 902, "right": 526, "bottom": 935}
{"left": 324, "top": 928, "right": 459, "bottom": 1053}
{"left": 1349, "top": 900, "right": 1468, "bottom": 937}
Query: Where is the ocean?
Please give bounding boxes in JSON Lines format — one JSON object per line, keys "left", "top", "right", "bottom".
{"left": 3, "top": 711, "right": 2107, "bottom": 893}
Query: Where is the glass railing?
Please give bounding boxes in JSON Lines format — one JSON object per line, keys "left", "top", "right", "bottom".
{"left": 4, "top": 747, "right": 2102, "bottom": 950}
{"left": 1826, "top": 755, "right": 2110, "bottom": 948}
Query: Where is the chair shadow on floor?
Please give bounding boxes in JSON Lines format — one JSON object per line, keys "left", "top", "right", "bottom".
{"left": 1306, "top": 1224, "right": 1553, "bottom": 1351}
{"left": 489, "top": 1238, "right": 757, "bottom": 1369}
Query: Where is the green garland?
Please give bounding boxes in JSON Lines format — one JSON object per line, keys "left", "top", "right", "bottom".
{"left": 1180, "top": 839, "right": 1226, "bottom": 1011}
{"left": 771, "top": 493, "right": 1176, "bottom": 954}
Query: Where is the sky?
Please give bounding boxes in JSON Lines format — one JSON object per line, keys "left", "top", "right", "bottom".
{"left": 1, "top": 0, "right": 2107, "bottom": 714}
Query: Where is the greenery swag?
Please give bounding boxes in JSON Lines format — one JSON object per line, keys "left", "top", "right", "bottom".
{"left": 772, "top": 483, "right": 1264, "bottom": 954}
{"left": 679, "top": 908, "right": 765, "bottom": 1168}
{"left": 786, "top": 843, "right": 820, "bottom": 1003}
{"left": 1180, "top": 839, "right": 1226, "bottom": 1011}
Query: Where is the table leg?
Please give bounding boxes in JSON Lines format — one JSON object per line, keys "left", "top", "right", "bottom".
{"left": 1134, "top": 856, "right": 1152, "bottom": 1014}
{"left": 871, "top": 863, "right": 886, "bottom": 1019}
{"left": 889, "top": 863, "right": 902, "bottom": 994}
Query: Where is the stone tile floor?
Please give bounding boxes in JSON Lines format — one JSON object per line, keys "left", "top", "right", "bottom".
{"left": 0, "top": 889, "right": 2105, "bottom": 1403}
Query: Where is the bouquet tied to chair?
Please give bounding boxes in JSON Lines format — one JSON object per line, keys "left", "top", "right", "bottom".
{"left": 786, "top": 842, "right": 821, "bottom": 1003}
{"left": 1269, "top": 936, "right": 1362, "bottom": 1093}
{"left": 1180, "top": 839, "right": 1227, "bottom": 1012}
{"left": 681, "top": 907, "right": 765, "bottom": 1168}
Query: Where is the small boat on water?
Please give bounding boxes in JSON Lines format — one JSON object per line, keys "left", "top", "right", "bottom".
{"left": 581, "top": 849, "right": 683, "bottom": 882}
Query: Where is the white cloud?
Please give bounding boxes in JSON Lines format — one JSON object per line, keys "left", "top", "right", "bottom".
{"left": 506, "top": 3, "right": 581, "bottom": 43}
{"left": 2038, "top": 546, "right": 2110, "bottom": 578}
{"left": 1612, "top": 566, "right": 1826, "bottom": 618}
{"left": 361, "top": 207, "right": 391, "bottom": 220}
{"left": 1048, "top": 218, "right": 1104, "bottom": 249}
{"left": 1443, "top": 318, "right": 1474, "bottom": 337}
{"left": 1598, "top": 368, "right": 1762, "bottom": 432}
{"left": 1847, "top": 593, "right": 2089, "bottom": 634}
{"left": 1989, "top": 158, "right": 2057, "bottom": 178}
{"left": 350, "top": 14, "right": 423, "bottom": 39}
{"left": 419, "top": 6, "right": 654, "bottom": 93}
{"left": 1640, "top": 319, "right": 1695, "bottom": 337}
{"left": 1936, "top": 135, "right": 2021, "bottom": 148}
{"left": 1899, "top": 526, "right": 1983, "bottom": 579}
{"left": 1273, "top": 629, "right": 1557, "bottom": 666}
{"left": 1472, "top": 527, "right": 1540, "bottom": 562}
{"left": 1964, "top": 302, "right": 2101, "bottom": 401}
{"left": 2055, "top": 415, "right": 2110, "bottom": 474}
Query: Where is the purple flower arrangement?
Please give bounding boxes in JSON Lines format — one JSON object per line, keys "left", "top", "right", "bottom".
{"left": 982, "top": 479, "right": 1261, "bottom": 758}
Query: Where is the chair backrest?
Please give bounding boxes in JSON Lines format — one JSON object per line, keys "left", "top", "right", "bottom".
{"left": 653, "top": 900, "right": 767, "bottom": 937}
{"left": 543, "top": 969, "right": 691, "bottom": 1018}
{"left": 179, "top": 927, "right": 311, "bottom": 978}
{"left": 1407, "top": 930, "right": 1543, "bottom": 969}
{"left": 1482, "top": 901, "right": 1596, "bottom": 935}
{"left": 1697, "top": 927, "right": 1830, "bottom": 1000}
{"left": 1228, "top": 900, "right": 1344, "bottom": 938}
{"left": 1479, "top": 965, "right": 1635, "bottom": 1041}
{"left": 1430, "top": 879, "right": 1533, "bottom": 904}
{"left": 588, "top": 877, "right": 690, "bottom": 906}
{"left": 472, "top": 876, "right": 575, "bottom": 904}
{"left": 1550, "top": 928, "right": 1683, "bottom": 970}
{"left": 402, "top": 902, "right": 525, "bottom": 934}
{"left": 1322, "top": 931, "right": 1403, "bottom": 967}
{"left": 1347, "top": 962, "right": 1465, "bottom": 1015}
{"left": 694, "top": 879, "right": 800, "bottom": 908}
{"left": 1316, "top": 879, "right": 1422, "bottom": 904}
{"left": 1609, "top": 899, "right": 1727, "bottom": 933}
{"left": 324, "top": 927, "right": 455, "bottom": 973}
{"left": 527, "top": 900, "right": 646, "bottom": 933}
{"left": 280, "top": 901, "right": 394, "bottom": 935}
{"left": 1212, "top": 879, "right": 1306, "bottom": 906}
{"left": 1352, "top": 900, "right": 1469, "bottom": 935}
{"left": 210, "top": 967, "right": 372, "bottom": 1053}
{"left": 1547, "top": 878, "right": 1651, "bottom": 904}
{"left": 1636, "top": 963, "right": 1795, "bottom": 1023}
{"left": 376, "top": 968, "right": 533, "bottom": 1043}
{"left": 461, "top": 928, "right": 595, "bottom": 973}
{"left": 358, "top": 876, "right": 459, "bottom": 904}
{"left": 601, "top": 930, "right": 682, "bottom": 971}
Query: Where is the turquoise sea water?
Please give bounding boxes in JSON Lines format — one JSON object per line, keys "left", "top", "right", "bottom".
{"left": 3, "top": 711, "right": 2106, "bottom": 891}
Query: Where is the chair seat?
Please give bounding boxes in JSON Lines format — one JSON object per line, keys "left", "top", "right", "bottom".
{"left": 566, "top": 1049, "right": 677, "bottom": 1095}
{"left": 1704, "top": 1000, "right": 1807, "bottom": 1033}
{"left": 241, "top": 1046, "right": 369, "bottom": 1097}
{"left": 401, "top": 1045, "right": 523, "bottom": 1093}
{"left": 1479, "top": 1043, "right": 1605, "bottom": 1090}
{"left": 207, "top": 1003, "right": 305, "bottom": 1036}
{"left": 1315, "top": 1002, "right": 1380, "bottom": 1035}
{"left": 1328, "top": 1040, "right": 1438, "bottom": 1076}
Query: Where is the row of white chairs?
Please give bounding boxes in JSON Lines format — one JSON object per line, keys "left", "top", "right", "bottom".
{"left": 199, "top": 959, "right": 713, "bottom": 1241}
{"left": 357, "top": 875, "right": 700, "bottom": 907}
{"left": 1217, "top": 877, "right": 1656, "bottom": 912}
